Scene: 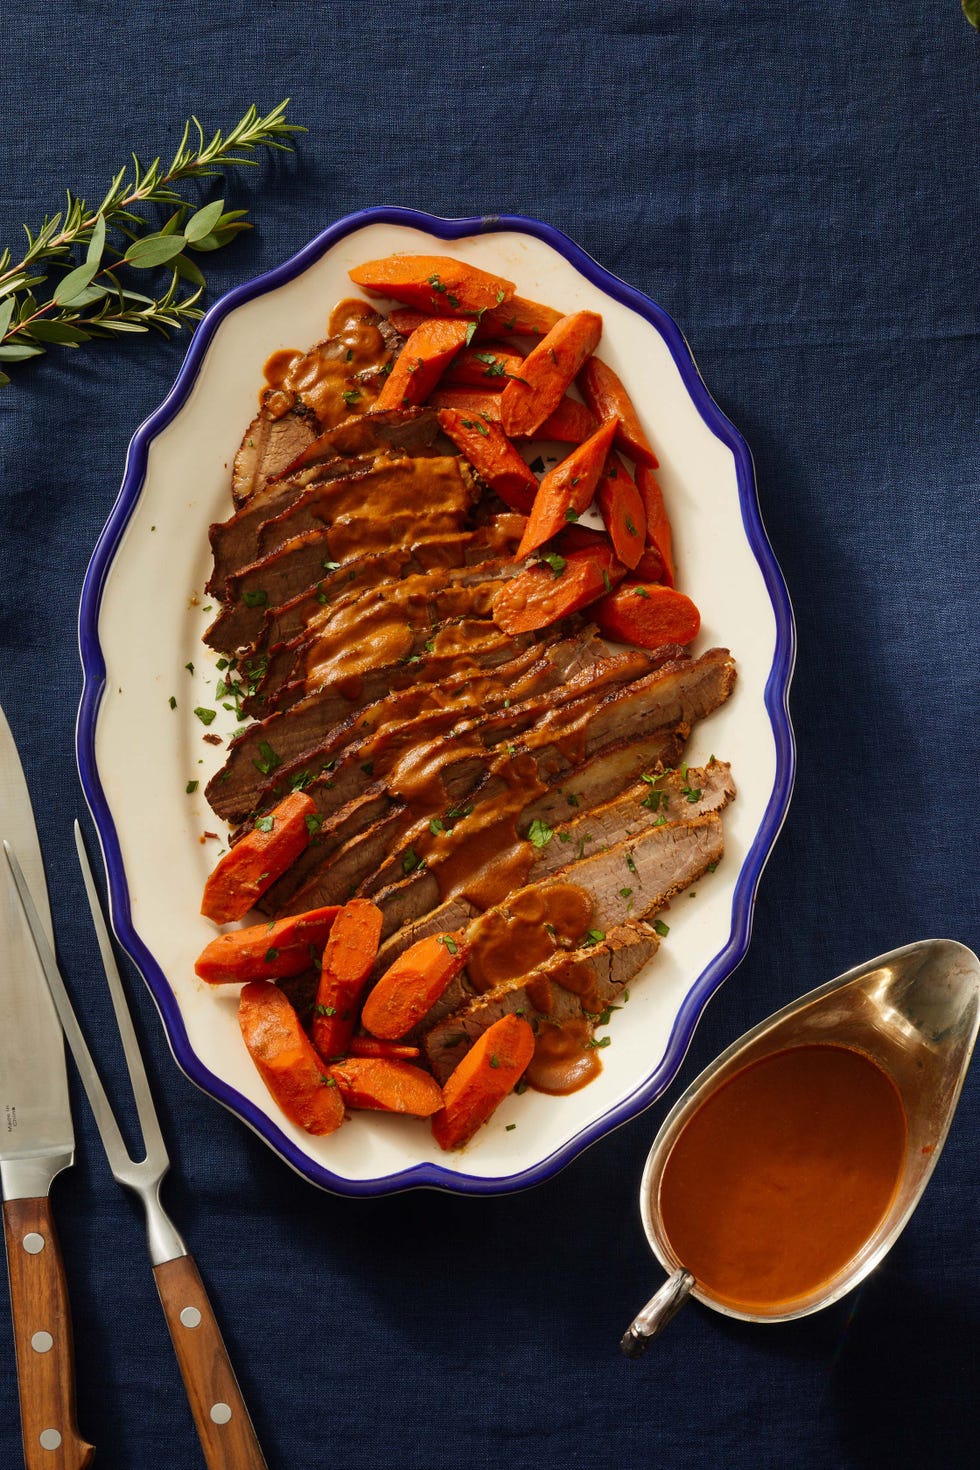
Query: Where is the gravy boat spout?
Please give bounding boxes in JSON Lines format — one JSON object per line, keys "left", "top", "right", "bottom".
{"left": 622, "top": 938, "right": 980, "bottom": 1356}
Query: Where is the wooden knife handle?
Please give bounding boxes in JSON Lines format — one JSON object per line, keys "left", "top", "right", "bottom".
{"left": 2, "top": 1196, "right": 95, "bottom": 1469}
{"left": 153, "top": 1252, "right": 267, "bottom": 1470}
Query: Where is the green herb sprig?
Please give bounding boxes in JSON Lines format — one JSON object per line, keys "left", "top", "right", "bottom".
{"left": 0, "top": 101, "right": 304, "bottom": 386}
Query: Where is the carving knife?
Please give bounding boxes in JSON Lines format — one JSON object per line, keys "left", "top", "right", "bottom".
{"left": 0, "top": 704, "right": 93, "bottom": 1469}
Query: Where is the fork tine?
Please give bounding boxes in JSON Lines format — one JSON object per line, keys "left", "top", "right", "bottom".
{"left": 73, "top": 822, "right": 170, "bottom": 1173}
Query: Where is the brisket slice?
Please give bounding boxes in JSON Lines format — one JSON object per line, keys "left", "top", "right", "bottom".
{"left": 205, "top": 621, "right": 541, "bottom": 823}
{"left": 208, "top": 408, "right": 443, "bottom": 594}
{"left": 232, "top": 405, "right": 318, "bottom": 507}
{"left": 357, "top": 651, "right": 735, "bottom": 903}
{"left": 359, "top": 754, "right": 731, "bottom": 932}
{"left": 253, "top": 455, "right": 479, "bottom": 566}
{"left": 423, "top": 924, "right": 660, "bottom": 1082}
{"left": 250, "top": 559, "right": 523, "bottom": 714}
{"left": 204, "top": 519, "right": 524, "bottom": 656}
{"left": 245, "top": 634, "right": 612, "bottom": 867}
{"left": 266, "top": 649, "right": 671, "bottom": 915}
{"left": 367, "top": 809, "right": 723, "bottom": 980}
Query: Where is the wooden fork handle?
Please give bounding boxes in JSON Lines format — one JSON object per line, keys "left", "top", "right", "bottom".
{"left": 2, "top": 1196, "right": 95, "bottom": 1469}
{"left": 153, "top": 1252, "right": 267, "bottom": 1470}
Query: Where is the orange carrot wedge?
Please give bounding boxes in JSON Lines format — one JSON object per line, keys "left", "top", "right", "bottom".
{"left": 349, "top": 255, "right": 515, "bottom": 316}
{"left": 477, "top": 295, "right": 564, "bottom": 339}
{"left": 361, "top": 932, "right": 470, "bottom": 1040}
{"left": 526, "top": 396, "right": 599, "bottom": 445}
{"left": 348, "top": 1037, "right": 422, "bottom": 1060}
{"left": 516, "top": 417, "right": 619, "bottom": 557}
{"left": 328, "top": 1057, "right": 443, "bottom": 1116}
{"left": 500, "top": 311, "right": 603, "bottom": 437}
{"left": 444, "top": 344, "right": 525, "bottom": 388}
{"left": 387, "top": 306, "right": 434, "bottom": 336}
{"left": 238, "top": 981, "right": 345, "bottom": 1135}
{"left": 492, "top": 544, "right": 625, "bottom": 635}
{"left": 312, "top": 898, "right": 384, "bottom": 1060}
{"left": 596, "top": 452, "right": 647, "bottom": 570}
{"left": 593, "top": 583, "right": 700, "bottom": 648}
{"left": 578, "top": 355, "right": 659, "bottom": 467}
{"left": 201, "top": 791, "right": 316, "bottom": 924}
{"left": 431, "top": 1014, "right": 535, "bottom": 1150}
{"left": 436, "top": 408, "right": 538, "bottom": 515}
{"left": 430, "top": 389, "right": 598, "bottom": 445}
{"left": 373, "top": 318, "right": 470, "bottom": 410}
{"left": 194, "top": 905, "right": 340, "bottom": 985}
{"left": 635, "top": 464, "right": 675, "bottom": 586}
{"left": 634, "top": 545, "right": 667, "bottom": 583}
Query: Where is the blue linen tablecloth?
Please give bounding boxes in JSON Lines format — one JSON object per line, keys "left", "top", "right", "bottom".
{"left": 1, "top": 3, "right": 977, "bottom": 1466}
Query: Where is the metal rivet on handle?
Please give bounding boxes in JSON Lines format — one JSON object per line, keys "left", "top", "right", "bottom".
{"left": 179, "top": 1306, "right": 202, "bottom": 1328}
{"left": 210, "top": 1403, "right": 232, "bottom": 1425}
{"left": 39, "top": 1429, "right": 62, "bottom": 1450}
{"left": 22, "top": 1233, "right": 45, "bottom": 1254}
{"left": 31, "top": 1331, "right": 54, "bottom": 1353}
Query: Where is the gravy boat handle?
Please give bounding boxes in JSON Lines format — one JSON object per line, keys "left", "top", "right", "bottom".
{"left": 621, "top": 1269, "right": 694, "bottom": 1357}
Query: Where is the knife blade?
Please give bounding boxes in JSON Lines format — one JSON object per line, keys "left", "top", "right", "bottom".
{"left": 0, "top": 705, "right": 94, "bottom": 1469}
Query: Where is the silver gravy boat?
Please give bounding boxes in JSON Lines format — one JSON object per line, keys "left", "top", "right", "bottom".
{"left": 621, "top": 938, "right": 980, "bottom": 1356}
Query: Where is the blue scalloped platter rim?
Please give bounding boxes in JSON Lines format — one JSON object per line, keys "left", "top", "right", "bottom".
{"left": 76, "top": 205, "right": 796, "bottom": 1197}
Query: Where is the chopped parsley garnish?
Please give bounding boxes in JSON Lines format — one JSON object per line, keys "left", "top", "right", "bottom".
{"left": 321, "top": 559, "right": 341, "bottom": 572}
{"left": 185, "top": 780, "right": 198, "bottom": 794}
{"left": 584, "top": 928, "right": 605, "bottom": 946}
{"left": 634, "top": 586, "right": 651, "bottom": 599}
{"left": 342, "top": 389, "right": 361, "bottom": 407}
{"left": 586, "top": 1035, "right": 612, "bottom": 1050}
{"left": 619, "top": 887, "right": 633, "bottom": 899}
{"left": 602, "top": 569, "right": 612, "bottom": 592}
{"left": 264, "top": 947, "right": 279, "bottom": 962}
{"left": 169, "top": 695, "right": 177, "bottom": 710}
{"left": 564, "top": 506, "right": 579, "bottom": 523}
{"left": 254, "top": 816, "right": 275, "bottom": 832}
{"left": 529, "top": 456, "right": 546, "bottom": 474}
{"left": 184, "top": 661, "right": 194, "bottom": 674}
{"left": 429, "top": 817, "right": 445, "bottom": 836}
{"left": 541, "top": 551, "right": 566, "bottom": 577}
{"left": 653, "top": 919, "right": 670, "bottom": 938}
{"left": 253, "top": 741, "right": 282, "bottom": 776}
{"left": 193, "top": 706, "right": 216, "bottom": 725}
{"left": 242, "top": 589, "right": 268, "bottom": 608}
{"left": 401, "top": 848, "right": 422, "bottom": 875}
{"left": 625, "top": 515, "right": 637, "bottom": 536}
{"left": 626, "top": 853, "right": 637, "bottom": 873}
{"left": 527, "top": 818, "right": 554, "bottom": 849}
{"left": 489, "top": 1055, "right": 500, "bottom": 1069}
{"left": 437, "top": 934, "right": 458, "bottom": 955}
{"left": 305, "top": 813, "right": 323, "bottom": 835}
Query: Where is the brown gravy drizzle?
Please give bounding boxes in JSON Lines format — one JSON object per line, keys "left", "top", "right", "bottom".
{"left": 465, "top": 883, "right": 594, "bottom": 994}
{"left": 526, "top": 1018, "right": 603, "bottom": 1095}
{"left": 262, "top": 299, "right": 393, "bottom": 425}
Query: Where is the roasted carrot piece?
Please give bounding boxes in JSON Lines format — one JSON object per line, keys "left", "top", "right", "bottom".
{"left": 500, "top": 311, "right": 603, "bottom": 437}
{"left": 436, "top": 407, "right": 538, "bottom": 515}
{"left": 634, "top": 545, "right": 667, "bottom": 583}
{"left": 431, "top": 389, "right": 597, "bottom": 445}
{"left": 311, "top": 898, "right": 384, "bottom": 1060}
{"left": 194, "top": 905, "right": 340, "bottom": 985}
{"left": 516, "top": 417, "right": 619, "bottom": 557}
{"left": 348, "top": 1037, "right": 421, "bottom": 1060}
{"left": 593, "top": 582, "right": 700, "bottom": 648}
{"left": 431, "top": 1014, "right": 535, "bottom": 1150}
{"left": 361, "top": 932, "right": 470, "bottom": 1040}
{"left": 596, "top": 452, "right": 647, "bottom": 570}
{"left": 201, "top": 791, "right": 316, "bottom": 924}
{"left": 491, "top": 544, "right": 625, "bottom": 635}
{"left": 526, "top": 395, "right": 599, "bottom": 445}
{"left": 635, "top": 464, "right": 675, "bottom": 587}
{"left": 238, "top": 981, "right": 345, "bottom": 1136}
{"left": 349, "top": 255, "right": 515, "bottom": 316}
{"left": 578, "top": 355, "right": 659, "bottom": 468}
{"left": 554, "top": 523, "right": 613, "bottom": 557}
{"left": 328, "top": 1057, "right": 443, "bottom": 1117}
{"left": 476, "top": 295, "right": 564, "bottom": 339}
{"left": 444, "top": 344, "right": 525, "bottom": 388}
{"left": 386, "top": 306, "right": 433, "bottom": 336}
{"left": 373, "top": 318, "right": 470, "bottom": 410}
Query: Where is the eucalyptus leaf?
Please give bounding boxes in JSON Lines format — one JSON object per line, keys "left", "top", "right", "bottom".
{"left": 0, "top": 297, "right": 15, "bottom": 339}
{"left": 964, "top": 0, "right": 980, "bottom": 27}
{"left": 26, "top": 320, "right": 91, "bottom": 344}
{"left": 53, "top": 260, "right": 99, "bottom": 306}
{"left": 66, "top": 285, "right": 110, "bottom": 307}
{"left": 126, "top": 233, "right": 187, "bottom": 269}
{"left": 85, "top": 213, "right": 106, "bottom": 268}
{"left": 184, "top": 198, "right": 225, "bottom": 242}
{"left": 0, "top": 343, "right": 46, "bottom": 361}
{"left": 0, "top": 371, "right": 10, "bottom": 387}
{"left": 172, "top": 253, "right": 207, "bottom": 288}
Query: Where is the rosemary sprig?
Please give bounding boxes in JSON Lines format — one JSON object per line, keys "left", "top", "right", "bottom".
{"left": 0, "top": 101, "right": 304, "bottom": 387}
